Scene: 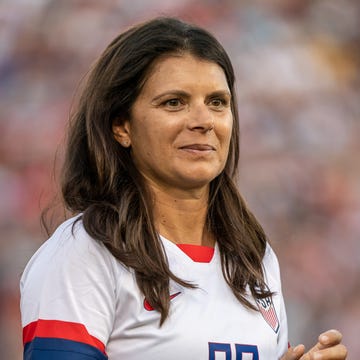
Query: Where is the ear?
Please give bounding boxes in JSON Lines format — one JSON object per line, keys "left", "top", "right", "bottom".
{"left": 112, "top": 118, "right": 131, "bottom": 148}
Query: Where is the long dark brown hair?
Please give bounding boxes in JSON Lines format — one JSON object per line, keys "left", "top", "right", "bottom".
{"left": 60, "top": 17, "right": 272, "bottom": 324}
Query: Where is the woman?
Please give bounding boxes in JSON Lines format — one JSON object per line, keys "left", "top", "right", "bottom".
{"left": 20, "top": 17, "right": 347, "bottom": 359}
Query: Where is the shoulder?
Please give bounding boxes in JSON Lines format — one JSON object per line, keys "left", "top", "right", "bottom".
{"left": 23, "top": 216, "right": 114, "bottom": 270}
{"left": 263, "top": 243, "right": 280, "bottom": 267}
{"left": 262, "top": 243, "right": 282, "bottom": 288}
{"left": 20, "top": 216, "right": 122, "bottom": 354}
{"left": 20, "top": 215, "right": 121, "bottom": 308}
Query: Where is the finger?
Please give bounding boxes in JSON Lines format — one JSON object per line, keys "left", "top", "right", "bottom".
{"left": 280, "top": 344, "right": 305, "bottom": 360}
{"left": 317, "top": 329, "right": 343, "bottom": 349}
{"left": 303, "top": 344, "right": 348, "bottom": 360}
{"left": 305, "top": 329, "right": 343, "bottom": 355}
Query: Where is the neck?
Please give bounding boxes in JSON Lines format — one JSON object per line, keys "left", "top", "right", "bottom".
{"left": 150, "top": 184, "right": 214, "bottom": 247}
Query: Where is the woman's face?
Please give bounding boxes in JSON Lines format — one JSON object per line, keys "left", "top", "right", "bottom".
{"left": 113, "top": 53, "right": 233, "bottom": 193}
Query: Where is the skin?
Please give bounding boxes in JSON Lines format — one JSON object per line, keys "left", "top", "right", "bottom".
{"left": 282, "top": 329, "right": 347, "bottom": 360}
{"left": 113, "top": 53, "right": 347, "bottom": 358}
{"left": 113, "top": 54, "right": 232, "bottom": 246}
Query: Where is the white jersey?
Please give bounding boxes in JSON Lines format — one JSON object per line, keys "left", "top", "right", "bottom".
{"left": 20, "top": 216, "right": 288, "bottom": 359}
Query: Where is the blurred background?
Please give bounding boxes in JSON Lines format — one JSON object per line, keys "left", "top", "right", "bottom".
{"left": 1, "top": 0, "right": 359, "bottom": 358}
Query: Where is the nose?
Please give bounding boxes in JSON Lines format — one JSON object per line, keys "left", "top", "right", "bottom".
{"left": 187, "top": 103, "right": 214, "bottom": 132}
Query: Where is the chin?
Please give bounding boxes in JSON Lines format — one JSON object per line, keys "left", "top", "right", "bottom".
{"left": 176, "top": 173, "right": 220, "bottom": 189}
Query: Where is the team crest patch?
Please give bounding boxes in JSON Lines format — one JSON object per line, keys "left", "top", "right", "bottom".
{"left": 256, "top": 297, "right": 280, "bottom": 333}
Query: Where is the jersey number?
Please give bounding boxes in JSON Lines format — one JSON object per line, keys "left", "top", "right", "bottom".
{"left": 209, "top": 342, "right": 259, "bottom": 360}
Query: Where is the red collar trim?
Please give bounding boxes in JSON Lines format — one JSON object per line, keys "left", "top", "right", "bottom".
{"left": 176, "top": 243, "right": 215, "bottom": 263}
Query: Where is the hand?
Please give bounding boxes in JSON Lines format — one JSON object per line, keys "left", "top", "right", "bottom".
{"left": 281, "top": 329, "right": 347, "bottom": 360}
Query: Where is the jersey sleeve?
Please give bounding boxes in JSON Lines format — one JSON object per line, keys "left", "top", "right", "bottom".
{"left": 20, "top": 217, "right": 119, "bottom": 360}
{"left": 277, "top": 285, "right": 289, "bottom": 358}
{"left": 263, "top": 244, "right": 289, "bottom": 359}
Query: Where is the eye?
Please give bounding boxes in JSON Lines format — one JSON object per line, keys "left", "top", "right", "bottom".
{"left": 210, "top": 98, "right": 224, "bottom": 107}
{"left": 209, "top": 97, "right": 229, "bottom": 110}
{"left": 162, "top": 98, "right": 185, "bottom": 111}
{"left": 166, "top": 99, "right": 181, "bottom": 107}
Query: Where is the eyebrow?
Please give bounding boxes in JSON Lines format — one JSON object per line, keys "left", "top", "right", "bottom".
{"left": 151, "top": 89, "right": 231, "bottom": 102}
{"left": 207, "top": 90, "right": 232, "bottom": 99}
{"left": 151, "top": 90, "right": 190, "bottom": 102}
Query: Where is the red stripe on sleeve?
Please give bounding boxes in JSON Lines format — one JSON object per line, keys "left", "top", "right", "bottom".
{"left": 23, "top": 319, "right": 106, "bottom": 354}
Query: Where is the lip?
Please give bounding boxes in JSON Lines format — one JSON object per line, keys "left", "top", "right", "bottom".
{"left": 179, "top": 144, "right": 216, "bottom": 151}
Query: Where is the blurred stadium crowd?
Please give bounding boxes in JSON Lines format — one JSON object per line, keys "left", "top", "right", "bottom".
{"left": 0, "top": 0, "right": 359, "bottom": 358}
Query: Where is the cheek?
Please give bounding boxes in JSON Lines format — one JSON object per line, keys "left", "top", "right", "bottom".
{"left": 219, "top": 123, "right": 233, "bottom": 162}
{"left": 131, "top": 122, "right": 168, "bottom": 161}
{"left": 220, "top": 119, "right": 233, "bottom": 147}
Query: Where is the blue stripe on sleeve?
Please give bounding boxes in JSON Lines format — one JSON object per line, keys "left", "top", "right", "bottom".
{"left": 24, "top": 338, "right": 108, "bottom": 360}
